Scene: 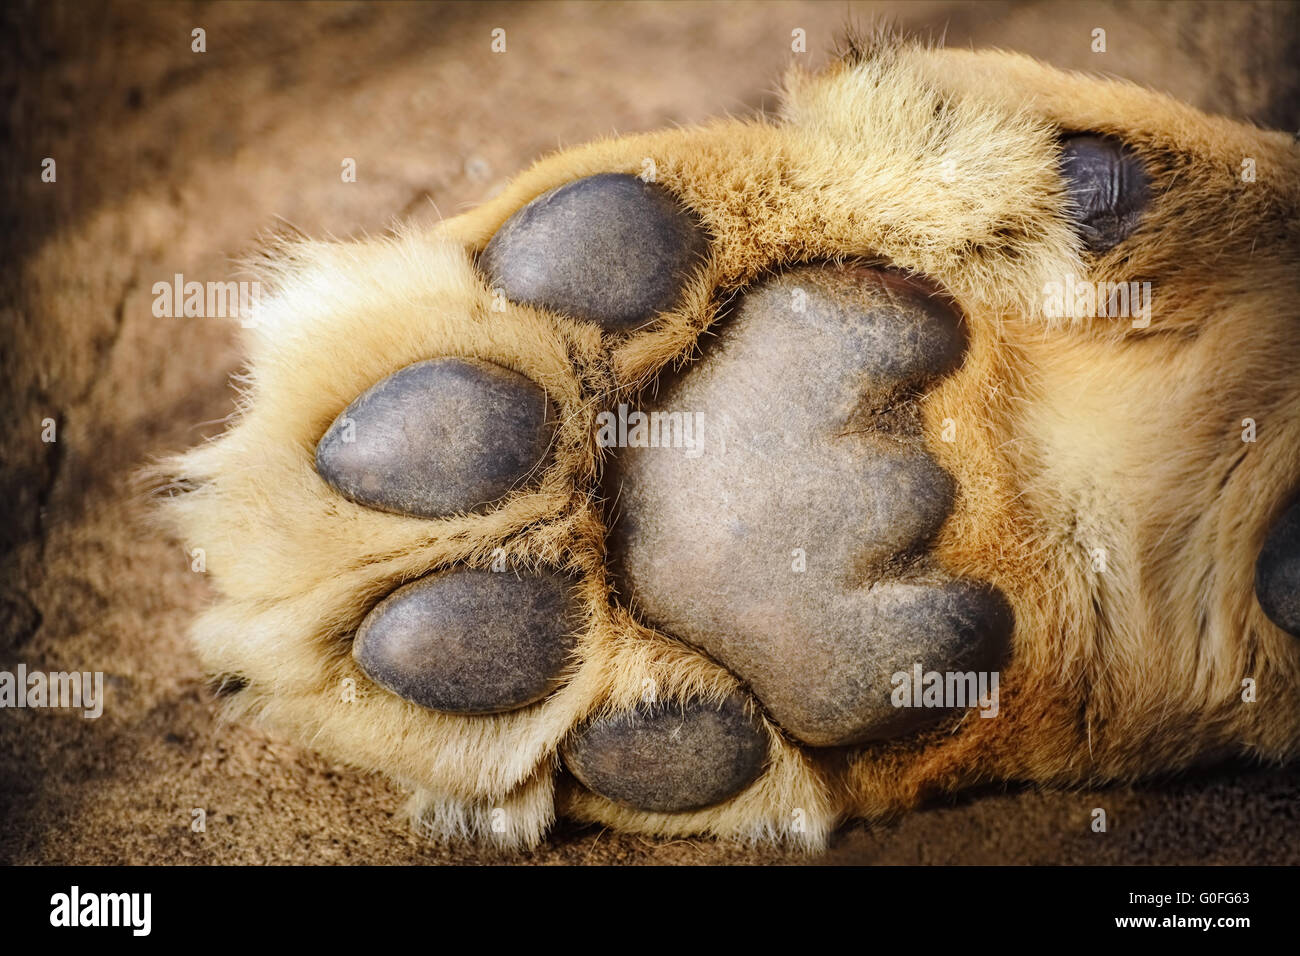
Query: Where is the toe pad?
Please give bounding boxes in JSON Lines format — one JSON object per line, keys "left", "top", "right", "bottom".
{"left": 316, "top": 357, "right": 553, "bottom": 519}
{"left": 1256, "top": 496, "right": 1300, "bottom": 637}
{"left": 1059, "top": 134, "right": 1150, "bottom": 253}
{"left": 562, "top": 695, "right": 767, "bottom": 812}
{"left": 480, "top": 173, "right": 707, "bottom": 332}
{"left": 354, "top": 568, "right": 582, "bottom": 714}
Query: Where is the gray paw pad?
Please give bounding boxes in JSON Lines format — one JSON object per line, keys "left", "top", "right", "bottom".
{"left": 802, "top": 580, "right": 1014, "bottom": 742}
{"left": 1059, "top": 134, "right": 1150, "bottom": 253}
{"left": 479, "top": 173, "right": 708, "bottom": 332}
{"left": 353, "top": 568, "right": 582, "bottom": 713}
{"left": 605, "top": 264, "right": 1012, "bottom": 747}
{"left": 1256, "top": 496, "right": 1300, "bottom": 637}
{"left": 316, "top": 357, "right": 553, "bottom": 518}
{"left": 562, "top": 695, "right": 768, "bottom": 812}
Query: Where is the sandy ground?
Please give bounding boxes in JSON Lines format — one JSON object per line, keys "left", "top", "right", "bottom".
{"left": 2, "top": 0, "right": 1299, "bottom": 865}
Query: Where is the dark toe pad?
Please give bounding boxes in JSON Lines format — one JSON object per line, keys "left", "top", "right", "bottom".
{"left": 562, "top": 695, "right": 768, "bottom": 812}
{"left": 1256, "top": 495, "right": 1300, "bottom": 637}
{"left": 354, "top": 568, "right": 582, "bottom": 713}
{"left": 480, "top": 173, "right": 707, "bottom": 332}
{"left": 316, "top": 357, "right": 553, "bottom": 518}
{"left": 1059, "top": 134, "right": 1150, "bottom": 253}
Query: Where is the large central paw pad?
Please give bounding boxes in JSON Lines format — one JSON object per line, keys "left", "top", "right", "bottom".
{"left": 605, "top": 264, "right": 1012, "bottom": 746}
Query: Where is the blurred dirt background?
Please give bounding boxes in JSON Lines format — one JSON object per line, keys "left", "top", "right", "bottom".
{"left": 2, "top": 0, "right": 1299, "bottom": 865}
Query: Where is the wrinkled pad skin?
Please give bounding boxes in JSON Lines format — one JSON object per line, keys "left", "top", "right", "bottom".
{"left": 479, "top": 173, "right": 708, "bottom": 332}
{"left": 605, "top": 264, "right": 1013, "bottom": 746}
{"left": 562, "top": 695, "right": 768, "bottom": 812}
{"left": 316, "top": 357, "right": 553, "bottom": 518}
{"left": 1059, "top": 134, "right": 1150, "bottom": 252}
{"left": 353, "top": 568, "right": 583, "bottom": 714}
{"left": 1256, "top": 496, "right": 1300, "bottom": 637}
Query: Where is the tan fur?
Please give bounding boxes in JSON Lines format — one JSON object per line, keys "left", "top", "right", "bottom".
{"left": 160, "top": 39, "right": 1300, "bottom": 848}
